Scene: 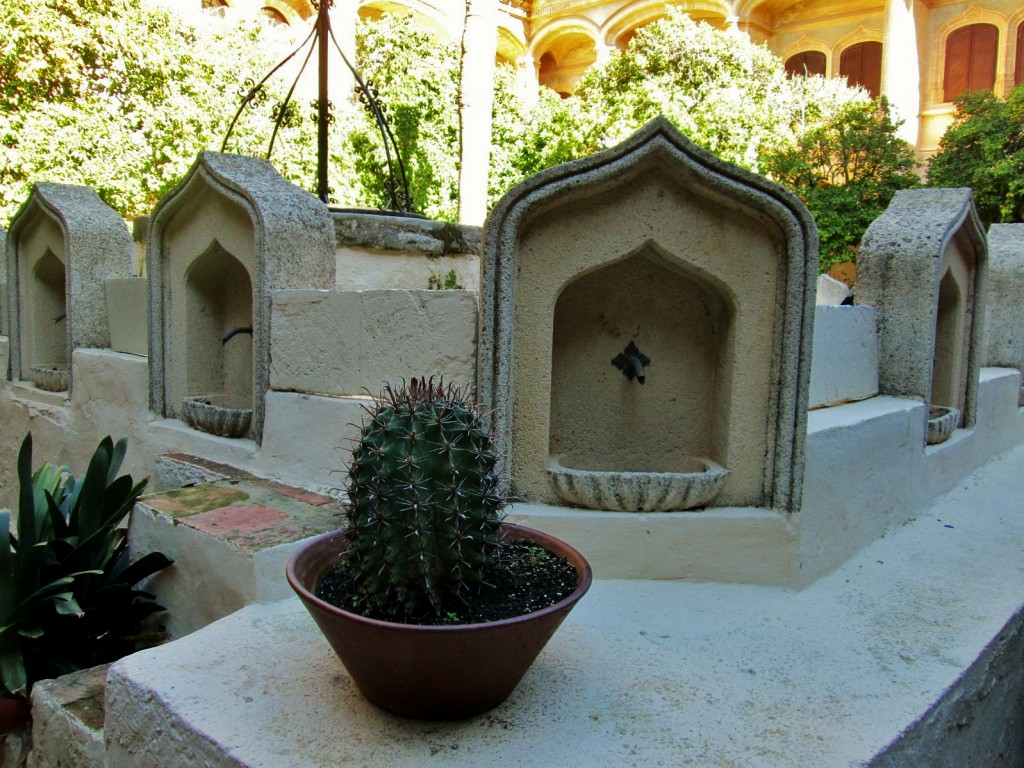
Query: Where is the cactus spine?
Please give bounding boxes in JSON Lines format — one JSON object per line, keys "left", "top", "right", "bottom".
{"left": 345, "top": 378, "right": 508, "bottom": 618}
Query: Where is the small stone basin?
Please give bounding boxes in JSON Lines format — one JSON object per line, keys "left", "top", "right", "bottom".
{"left": 182, "top": 394, "right": 252, "bottom": 439}
{"left": 27, "top": 363, "right": 68, "bottom": 392}
{"left": 546, "top": 455, "right": 729, "bottom": 512}
{"left": 926, "top": 405, "right": 960, "bottom": 445}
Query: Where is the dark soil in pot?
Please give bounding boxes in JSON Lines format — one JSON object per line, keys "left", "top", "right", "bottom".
{"left": 316, "top": 540, "right": 579, "bottom": 625}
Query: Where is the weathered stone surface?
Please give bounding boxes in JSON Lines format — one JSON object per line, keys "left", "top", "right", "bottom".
{"left": 808, "top": 305, "right": 878, "bottom": 408}
{"left": 104, "top": 278, "right": 147, "bottom": 356}
{"left": 479, "top": 116, "right": 817, "bottom": 514}
{"left": 270, "top": 289, "right": 477, "bottom": 396}
{"left": 148, "top": 152, "right": 335, "bottom": 444}
{"left": 857, "top": 188, "right": 987, "bottom": 429}
{"left": 984, "top": 223, "right": 1024, "bottom": 370}
{"left": 28, "top": 664, "right": 108, "bottom": 768}
{"left": 6, "top": 183, "right": 133, "bottom": 394}
{"left": 332, "top": 212, "right": 480, "bottom": 256}
{"left": 130, "top": 476, "right": 342, "bottom": 640}
{"left": 815, "top": 273, "right": 850, "bottom": 305}
{"left": 104, "top": 444, "right": 1024, "bottom": 767}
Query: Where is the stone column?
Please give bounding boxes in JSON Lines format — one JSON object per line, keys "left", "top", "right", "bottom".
{"left": 458, "top": 0, "right": 499, "bottom": 225}
{"left": 329, "top": 0, "right": 356, "bottom": 102}
{"left": 881, "top": 0, "right": 921, "bottom": 145}
{"left": 517, "top": 53, "right": 538, "bottom": 106}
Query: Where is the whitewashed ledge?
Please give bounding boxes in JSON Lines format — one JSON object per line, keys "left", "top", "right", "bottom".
{"left": 103, "top": 445, "right": 1024, "bottom": 768}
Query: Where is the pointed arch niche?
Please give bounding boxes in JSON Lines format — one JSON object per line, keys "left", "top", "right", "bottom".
{"left": 479, "top": 118, "right": 817, "bottom": 514}
{"left": 858, "top": 189, "right": 987, "bottom": 440}
{"left": 6, "top": 183, "right": 132, "bottom": 394}
{"left": 149, "top": 152, "right": 335, "bottom": 443}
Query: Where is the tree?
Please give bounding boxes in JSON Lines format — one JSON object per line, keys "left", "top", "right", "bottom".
{"left": 762, "top": 98, "right": 920, "bottom": 271}
{"left": 927, "top": 85, "right": 1024, "bottom": 225}
{"left": 488, "top": 11, "right": 917, "bottom": 270}
{"left": 0, "top": 0, "right": 317, "bottom": 222}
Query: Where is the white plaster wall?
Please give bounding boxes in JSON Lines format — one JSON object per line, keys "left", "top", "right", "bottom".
{"left": 799, "top": 368, "right": 1024, "bottom": 584}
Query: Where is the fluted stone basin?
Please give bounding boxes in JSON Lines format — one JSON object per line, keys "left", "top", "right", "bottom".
{"left": 926, "top": 405, "right": 960, "bottom": 446}
{"left": 547, "top": 455, "right": 729, "bottom": 512}
{"left": 28, "top": 364, "right": 68, "bottom": 392}
{"left": 182, "top": 394, "right": 252, "bottom": 439}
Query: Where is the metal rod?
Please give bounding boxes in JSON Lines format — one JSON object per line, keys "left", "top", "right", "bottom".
{"left": 317, "top": 0, "right": 330, "bottom": 203}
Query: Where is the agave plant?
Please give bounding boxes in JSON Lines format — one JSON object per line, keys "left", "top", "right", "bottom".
{"left": 344, "top": 378, "right": 511, "bottom": 619}
{"left": 0, "top": 434, "right": 172, "bottom": 698}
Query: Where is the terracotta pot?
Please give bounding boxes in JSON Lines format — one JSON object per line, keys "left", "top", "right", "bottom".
{"left": 286, "top": 523, "right": 592, "bottom": 719}
{"left": 0, "top": 697, "right": 30, "bottom": 734}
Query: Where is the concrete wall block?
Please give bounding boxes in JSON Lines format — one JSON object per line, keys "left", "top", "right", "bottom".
{"left": 253, "top": 390, "right": 366, "bottom": 495}
{"left": 270, "top": 289, "right": 478, "bottom": 396}
{"left": 129, "top": 503, "right": 257, "bottom": 641}
{"left": 984, "top": 224, "right": 1024, "bottom": 370}
{"left": 808, "top": 305, "right": 879, "bottom": 407}
{"left": 27, "top": 664, "right": 107, "bottom": 768}
{"left": 105, "top": 278, "right": 148, "bottom": 356}
{"left": 335, "top": 248, "right": 480, "bottom": 292}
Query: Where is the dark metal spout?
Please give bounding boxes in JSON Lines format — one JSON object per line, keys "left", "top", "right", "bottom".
{"left": 53, "top": 312, "right": 66, "bottom": 324}
{"left": 612, "top": 341, "right": 651, "bottom": 384}
{"left": 221, "top": 326, "right": 253, "bottom": 345}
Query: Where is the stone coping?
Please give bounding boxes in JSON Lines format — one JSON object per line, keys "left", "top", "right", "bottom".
{"left": 105, "top": 444, "right": 1024, "bottom": 767}
{"left": 331, "top": 211, "right": 481, "bottom": 256}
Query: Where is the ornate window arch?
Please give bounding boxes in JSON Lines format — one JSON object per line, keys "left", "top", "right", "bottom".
{"left": 933, "top": 9, "right": 1007, "bottom": 104}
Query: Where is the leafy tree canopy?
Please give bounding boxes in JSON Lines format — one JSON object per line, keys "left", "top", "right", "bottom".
{"left": 927, "top": 85, "right": 1024, "bottom": 225}
{"left": 0, "top": 0, "right": 319, "bottom": 221}
{"left": 1, "top": 3, "right": 921, "bottom": 273}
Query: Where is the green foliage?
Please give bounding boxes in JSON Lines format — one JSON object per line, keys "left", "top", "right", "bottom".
{"left": 0, "top": 0, "right": 324, "bottom": 223}
{"left": 336, "top": 14, "right": 461, "bottom": 220}
{"left": 0, "top": 434, "right": 172, "bottom": 698}
{"left": 927, "top": 85, "right": 1024, "bottom": 225}
{"left": 344, "top": 378, "right": 508, "bottom": 619}
{"left": 427, "top": 269, "right": 463, "bottom": 290}
{"left": 762, "top": 98, "right": 920, "bottom": 271}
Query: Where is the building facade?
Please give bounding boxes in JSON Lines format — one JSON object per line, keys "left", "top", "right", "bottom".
{"left": 198, "top": 0, "right": 1024, "bottom": 155}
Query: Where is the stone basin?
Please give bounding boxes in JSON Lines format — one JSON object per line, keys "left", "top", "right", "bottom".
{"left": 28, "top": 364, "right": 68, "bottom": 392}
{"left": 182, "top": 394, "right": 252, "bottom": 439}
{"left": 926, "top": 405, "right": 960, "bottom": 446}
{"left": 546, "top": 455, "right": 729, "bottom": 512}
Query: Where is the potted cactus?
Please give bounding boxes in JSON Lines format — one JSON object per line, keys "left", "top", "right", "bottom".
{"left": 286, "top": 378, "right": 591, "bottom": 719}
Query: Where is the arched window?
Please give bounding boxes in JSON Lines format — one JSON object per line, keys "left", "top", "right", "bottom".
{"left": 785, "top": 51, "right": 826, "bottom": 77}
{"left": 840, "top": 41, "right": 882, "bottom": 98}
{"left": 944, "top": 23, "right": 998, "bottom": 102}
{"left": 260, "top": 7, "right": 288, "bottom": 26}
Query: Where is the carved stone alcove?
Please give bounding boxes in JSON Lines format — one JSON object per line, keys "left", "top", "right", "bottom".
{"left": 479, "top": 117, "right": 818, "bottom": 514}
{"left": 858, "top": 188, "right": 987, "bottom": 439}
{"left": 148, "top": 152, "right": 335, "bottom": 442}
{"left": 6, "top": 184, "right": 132, "bottom": 394}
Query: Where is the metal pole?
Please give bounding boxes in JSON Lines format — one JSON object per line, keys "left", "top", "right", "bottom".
{"left": 317, "top": 0, "right": 330, "bottom": 203}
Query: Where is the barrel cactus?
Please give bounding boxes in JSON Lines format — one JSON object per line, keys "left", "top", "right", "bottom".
{"left": 344, "top": 378, "right": 510, "bottom": 618}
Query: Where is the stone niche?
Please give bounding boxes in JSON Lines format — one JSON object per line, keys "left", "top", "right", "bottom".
{"left": 478, "top": 118, "right": 818, "bottom": 513}
{"left": 5, "top": 184, "right": 132, "bottom": 394}
{"left": 148, "top": 153, "right": 334, "bottom": 443}
{"left": 858, "top": 189, "right": 987, "bottom": 438}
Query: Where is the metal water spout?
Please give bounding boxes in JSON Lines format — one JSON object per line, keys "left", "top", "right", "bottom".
{"left": 221, "top": 326, "right": 253, "bottom": 345}
{"left": 612, "top": 341, "right": 650, "bottom": 384}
